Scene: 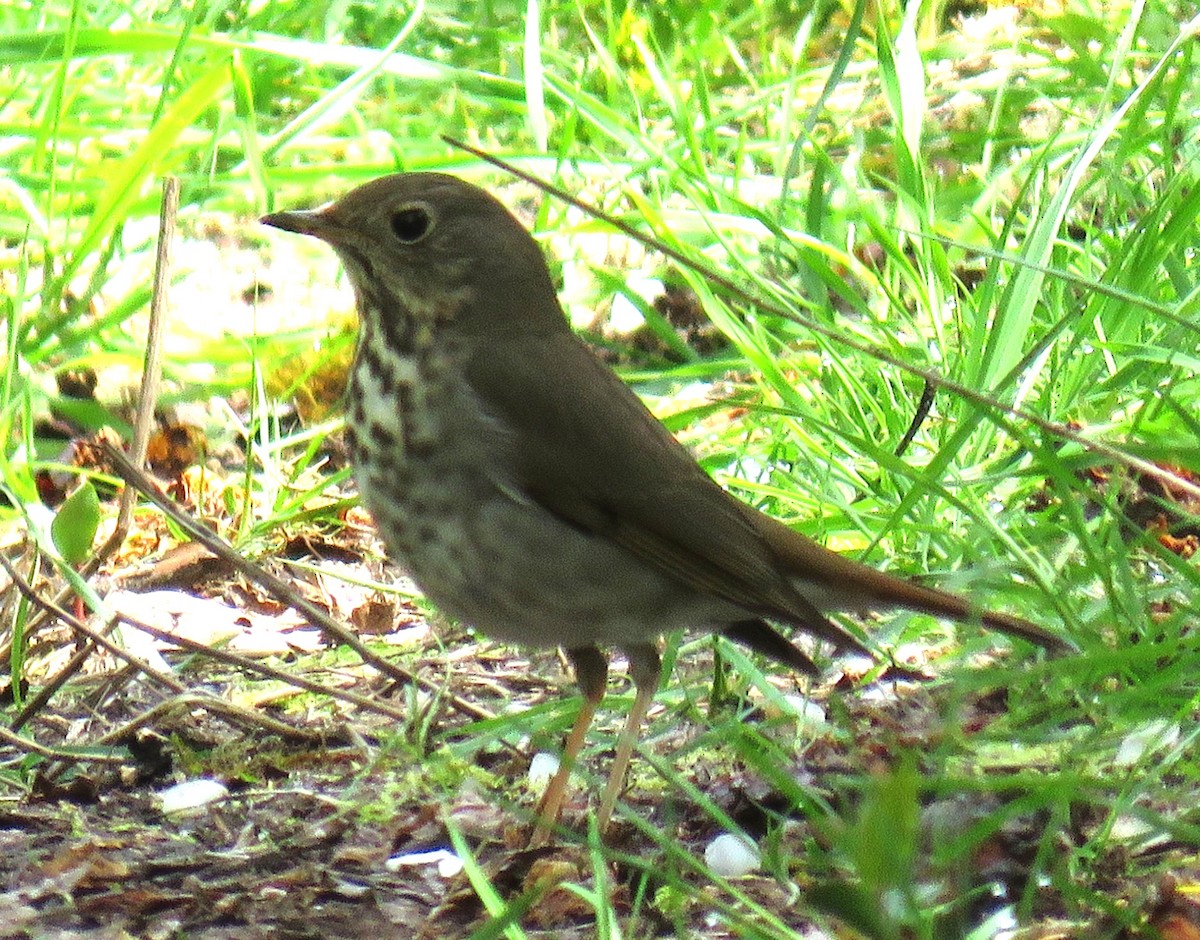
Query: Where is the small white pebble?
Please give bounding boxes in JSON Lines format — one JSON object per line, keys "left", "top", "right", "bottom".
{"left": 840, "top": 653, "right": 877, "bottom": 675}
{"left": 1110, "top": 814, "right": 1155, "bottom": 842}
{"left": 528, "top": 751, "right": 560, "bottom": 788}
{"left": 438, "top": 854, "right": 465, "bottom": 878}
{"left": 385, "top": 849, "right": 464, "bottom": 878}
{"left": 1114, "top": 719, "right": 1179, "bottom": 767}
{"left": 782, "top": 694, "right": 826, "bottom": 729}
{"left": 157, "top": 778, "right": 229, "bottom": 816}
{"left": 704, "top": 833, "right": 760, "bottom": 877}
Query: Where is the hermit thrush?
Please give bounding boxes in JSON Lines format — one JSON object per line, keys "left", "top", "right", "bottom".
{"left": 261, "top": 173, "right": 1070, "bottom": 842}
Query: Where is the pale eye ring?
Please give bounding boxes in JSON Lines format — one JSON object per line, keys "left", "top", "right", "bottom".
{"left": 391, "top": 204, "right": 432, "bottom": 243}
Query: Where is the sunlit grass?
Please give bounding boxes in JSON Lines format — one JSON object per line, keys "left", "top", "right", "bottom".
{"left": 1, "top": 0, "right": 1198, "bottom": 935}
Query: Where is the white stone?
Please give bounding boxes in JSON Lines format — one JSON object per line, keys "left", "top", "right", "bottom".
{"left": 157, "top": 778, "right": 229, "bottom": 815}
{"left": 704, "top": 833, "right": 761, "bottom": 877}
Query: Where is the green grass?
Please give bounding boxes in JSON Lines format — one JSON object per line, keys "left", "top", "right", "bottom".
{"left": 3, "top": 0, "right": 1200, "bottom": 936}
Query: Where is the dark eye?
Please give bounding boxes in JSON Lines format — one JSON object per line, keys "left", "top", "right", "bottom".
{"left": 390, "top": 205, "right": 431, "bottom": 243}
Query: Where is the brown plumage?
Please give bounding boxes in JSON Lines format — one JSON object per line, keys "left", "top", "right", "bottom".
{"left": 262, "top": 173, "right": 1071, "bottom": 841}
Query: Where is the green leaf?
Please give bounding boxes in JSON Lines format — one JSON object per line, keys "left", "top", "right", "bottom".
{"left": 51, "top": 481, "right": 100, "bottom": 566}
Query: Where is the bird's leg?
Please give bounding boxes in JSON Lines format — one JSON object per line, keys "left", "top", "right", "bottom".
{"left": 596, "top": 643, "right": 662, "bottom": 835}
{"left": 529, "top": 645, "right": 607, "bottom": 847}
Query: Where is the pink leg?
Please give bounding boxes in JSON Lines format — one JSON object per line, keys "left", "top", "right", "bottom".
{"left": 528, "top": 646, "right": 607, "bottom": 847}
{"left": 596, "top": 644, "right": 661, "bottom": 835}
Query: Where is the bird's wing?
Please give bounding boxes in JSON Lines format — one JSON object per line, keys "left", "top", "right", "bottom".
{"left": 464, "top": 331, "right": 862, "bottom": 651}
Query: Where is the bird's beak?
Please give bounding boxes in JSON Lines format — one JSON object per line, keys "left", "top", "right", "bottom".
{"left": 260, "top": 207, "right": 337, "bottom": 240}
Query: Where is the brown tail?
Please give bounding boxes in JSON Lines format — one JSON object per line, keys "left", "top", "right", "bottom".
{"left": 747, "top": 507, "right": 1075, "bottom": 655}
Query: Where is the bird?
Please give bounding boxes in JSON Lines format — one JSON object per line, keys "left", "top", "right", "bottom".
{"left": 260, "top": 172, "right": 1071, "bottom": 843}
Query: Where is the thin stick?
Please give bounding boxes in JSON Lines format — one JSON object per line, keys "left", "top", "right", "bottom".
{"left": 88, "top": 690, "right": 327, "bottom": 748}
{"left": 0, "top": 725, "right": 129, "bottom": 764}
{"left": 100, "top": 440, "right": 495, "bottom": 724}
{"left": 8, "top": 179, "right": 183, "bottom": 727}
{"left": 0, "top": 551, "right": 187, "bottom": 731}
{"left": 443, "top": 138, "right": 1200, "bottom": 504}
{"left": 1, "top": 545, "right": 436, "bottom": 766}
{"left": 115, "top": 612, "right": 414, "bottom": 724}
{"left": 92, "top": 175, "right": 179, "bottom": 573}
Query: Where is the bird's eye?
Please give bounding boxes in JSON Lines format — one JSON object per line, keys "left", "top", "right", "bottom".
{"left": 391, "top": 205, "right": 431, "bottom": 243}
